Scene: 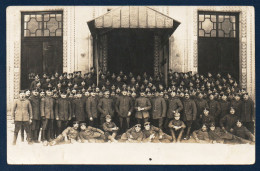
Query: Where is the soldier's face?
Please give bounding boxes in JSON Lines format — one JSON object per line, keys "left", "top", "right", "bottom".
{"left": 25, "top": 91, "right": 31, "bottom": 96}
{"left": 80, "top": 125, "right": 86, "bottom": 130}
{"left": 47, "top": 91, "right": 52, "bottom": 96}
{"left": 222, "top": 96, "right": 227, "bottom": 101}
{"left": 144, "top": 125, "right": 150, "bottom": 130}
{"left": 40, "top": 92, "right": 45, "bottom": 97}
{"left": 85, "top": 92, "right": 90, "bottom": 97}
{"left": 209, "top": 95, "right": 214, "bottom": 100}
{"left": 61, "top": 94, "right": 67, "bottom": 98}
{"left": 237, "top": 122, "right": 242, "bottom": 127}
{"left": 203, "top": 110, "right": 209, "bottom": 116}
{"left": 91, "top": 92, "right": 95, "bottom": 96}
{"left": 243, "top": 95, "right": 249, "bottom": 100}
{"left": 106, "top": 118, "right": 111, "bottom": 123}
{"left": 185, "top": 94, "right": 189, "bottom": 99}
{"left": 19, "top": 93, "right": 25, "bottom": 99}
{"left": 174, "top": 116, "right": 180, "bottom": 120}
{"left": 202, "top": 125, "right": 207, "bottom": 132}
{"left": 210, "top": 126, "right": 215, "bottom": 131}
{"left": 132, "top": 93, "right": 136, "bottom": 98}
{"left": 135, "top": 126, "right": 141, "bottom": 132}
{"left": 73, "top": 123, "right": 79, "bottom": 129}
{"left": 122, "top": 91, "right": 127, "bottom": 96}
{"left": 33, "top": 91, "right": 39, "bottom": 96}
{"left": 77, "top": 94, "right": 82, "bottom": 98}
{"left": 235, "top": 96, "right": 240, "bottom": 101}
{"left": 230, "top": 109, "right": 235, "bottom": 114}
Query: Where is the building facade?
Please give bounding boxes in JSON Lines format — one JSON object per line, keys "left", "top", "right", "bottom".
{"left": 6, "top": 6, "right": 255, "bottom": 112}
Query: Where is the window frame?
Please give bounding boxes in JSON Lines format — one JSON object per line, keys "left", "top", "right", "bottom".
{"left": 21, "top": 11, "right": 63, "bottom": 38}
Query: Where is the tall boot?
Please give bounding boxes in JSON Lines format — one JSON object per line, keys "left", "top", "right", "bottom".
{"left": 170, "top": 129, "right": 177, "bottom": 142}
{"left": 12, "top": 132, "right": 18, "bottom": 145}
{"left": 34, "top": 130, "right": 40, "bottom": 143}
{"left": 185, "top": 127, "right": 191, "bottom": 140}
{"left": 177, "top": 129, "right": 184, "bottom": 142}
{"left": 21, "top": 127, "right": 24, "bottom": 142}
{"left": 40, "top": 130, "right": 44, "bottom": 142}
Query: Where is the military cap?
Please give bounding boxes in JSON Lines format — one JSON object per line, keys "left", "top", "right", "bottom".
{"left": 144, "top": 122, "right": 150, "bottom": 126}
{"left": 73, "top": 121, "right": 79, "bottom": 125}
{"left": 80, "top": 123, "right": 87, "bottom": 126}
{"left": 106, "top": 115, "right": 111, "bottom": 119}
{"left": 19, "top": 90, "right": 26, "bottom": 94}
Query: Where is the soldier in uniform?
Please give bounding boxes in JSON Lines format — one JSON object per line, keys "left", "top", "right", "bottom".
{"left": 86, "top": 91, "right": 99, "bottom": 127}
{"left": 40, "top": 89, "right": 55, "bottom": 145}
{"left": 168, "top": 112, "right": 186, "bottom": 142}
{"left": 219, "top": 94, "right": 231, "bottom": 119}
{"left": 230, "top": 94, "right": 242, "bottom": 118}
{"left": 208, "top": 93, "right": 221, "bottom": 126}
{"left": 98, "top": 90, "right": 115, "bottom": 126}
{"left": 142, "top": 122, "right": 172, "bottom": 143}
{"left": 55, "top": 91, "right": 72, "bottom": 135}
{"left": 240, "top": 93, "right": 255, "bottom": 134}
{"left": 190, "top": 124, "right": 210, "bottom": 143}
{"left": 182, "top": 93, "right": 197, "bottom": 140}
{"left": 220, "top": 107, "right": 238, "bottom": 133}
{"left": 102, "top": 115, "right": 119, "bottom": 142}
{"left": 200, "top": 108, "right": 215, "bottom": 128}
{"left": 72, "top": 90, "right": 86, "bottom": 123}
{"left": 12, "top": 90, "right": 33, "bottom": 145}
{"left": 49, "top": 121, "right": 80, "bottom": 146}
{"left": 115, "top": 90, "right": 134, "bottom": 132}
{"left": 194, "top": 92, "right": 208, "bottom": 130}
{"left": 150, "top": 91, "right": 167, "bottom": 129}
{"left": 164, "top": 91, "right": 183, "bottom": 131}
{"left": 231, "top": 120, "right": 255, "bottom": 143}
{"left": 78, "top": 123, "right": 106, "bottom": 143}
{"left": 134, "top": 91, "right": 152, "bottom": 125}
{"left": 120, "top": 124, "right": 143, "bottom": 143}
{"left": 29, "top": 89, "right": 41, "bottom": 143}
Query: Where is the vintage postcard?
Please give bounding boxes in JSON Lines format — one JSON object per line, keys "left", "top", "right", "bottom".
{"left": 6, "top": 6, "right": 255, "bottom": 164}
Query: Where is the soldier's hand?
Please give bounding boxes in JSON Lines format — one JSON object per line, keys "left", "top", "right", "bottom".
{"left": 90, "top": 117, "right": 93, "bottom": 121}
{"left": 221, "top": 127, "right": 225, "bottom": 130}
{"left": 29, "top": 119, "right": 32, "bottom": 124}
{"left": 137, "top": 107, "right": 141, "bottom": 111}
{"left": 128, "top": 112, "right": 131, "bottom": 116}
{"left": 159, "top": 135, "right": 163, "bottom": 139}
{"left": 56, "top": 118, "right": 59, "bottom": 121}
{"left": 64, "top": 136, "right": 68, "bottom": 142}
{"left": 230, "top": 128, "right": 234, "bottom": 132}
{"left": 130, "top": 135, "right": 133, "bottom": 139}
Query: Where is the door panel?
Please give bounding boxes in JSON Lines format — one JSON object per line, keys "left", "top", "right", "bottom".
{"left": 21, "top": 41, "right": 43, "bottom": 89}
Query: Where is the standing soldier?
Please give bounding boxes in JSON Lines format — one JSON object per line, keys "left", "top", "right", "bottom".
{"left": 231, "top": 94, "right": 242, "bottom": 117}
{"left": 98, "top": 90, "right": 115, "bottom": 126}
{"left": 182, "top": 93, "right": 197, "bottom": 140}
{"left": 208, "top": 93, "right": 221, "bottom": 126}
{"left": 41, "top": 89, "right": 55, "bottom": 145}
{"left": 134, "top": 91, "right": 151, "bottom": 125}
{"left": 29, "top": 89, "right": 41, "bottom": 143}
{"left": 150, "top": 91, "right": 167, "bottom": 129}
{"left": 240, "top": 93, "right": 255, "bottom": 134}
{"left": 86, "top": 91, "right": 99, "bottom": 127}
{"left": 115, "top": 90, "right": 134, "bottom": 132}
{"left": 194, "top": 92, "right": 208, "bottom": 129}
{"left": 165, "top": 91, "right": 183, "bottom": 131}
{"left": 12, "top": 90, "right": 33, "bottom": 145}
{"left": 55, "top": 91, "right": 72, "bottom": 135}
{"left": 219, "top": 94, "right": 230, "bottom": 119}
{"left": 72, "top": 90, "right": 86, "bottom": 123}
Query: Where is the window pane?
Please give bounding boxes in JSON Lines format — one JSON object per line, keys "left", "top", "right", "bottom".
{"left": 56, "top": 14, "right": 62, "bottom": 21}
{"left": 46, "top": 17, "right": 59, "bottom": 33}
{"left": 199, "top": 30, "right": 204, "bottom": 37}
{"left": 211, "top": 15, "right": 216, "bottom": 22}
{"left": 199, "top": 14, "right": 204, "bottom": 22}
{"left": 222, "top": 18, "right": 233, "bottom": 34}
{"left": 56, "top": 29, "right": 62, "bottom": 36}
{"left": 218, "top": 30, "right": 224, "bottom": 37}
{"left": 36, "top": 30, "right": 42, "bottom": 36}
{"left": 210, "top": 30, "right": 216, "bottom": 37}
{"left": 202, "top": 18, "right": 213, "bottom": 33}
{"left": 27, "top": 17, "right": 39, "bottom": 34}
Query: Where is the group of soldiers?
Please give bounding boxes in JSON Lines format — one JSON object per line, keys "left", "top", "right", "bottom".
{"left": 11, "top": 69, "right": 255, "bottom": 145}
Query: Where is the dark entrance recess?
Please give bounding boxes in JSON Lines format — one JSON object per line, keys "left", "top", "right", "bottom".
{"left": 198, "top": 11, "right": 239, "bottom": 80}
{"left": 107, "top": 29, "right": 154, "bottom": 76}
{"left": 21, "top": 11, "right": 63, "bottom": 89}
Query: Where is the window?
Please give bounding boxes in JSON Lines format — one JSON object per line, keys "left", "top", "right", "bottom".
{"left": 198, "top": 12, "right": 238, "bottom": 38}
{"left": 22, "top": 11, "right": 63, "bottom": 37}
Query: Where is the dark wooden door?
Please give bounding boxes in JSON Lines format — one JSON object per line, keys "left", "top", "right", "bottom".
{"left": 21, "top": 39, "right": 63, "bottom": 89}
{"left": 198, "top": 12, "right": 239, "bottom": 80}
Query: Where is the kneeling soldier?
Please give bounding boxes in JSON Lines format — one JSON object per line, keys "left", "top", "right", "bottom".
{"left": 79, "top": 123, "right": 106, "bottom": 143}
{"left": 49, "top": 121, "right": 80, "bottom": 146}
{"left": 142, "top": 122, "right": 172, "bottom": 143}
{"left": 120, "top": 124, "right": 143, "bottom": 143}
{"left": 102, "top": 115, "right": 119, "bottom": 142}
{"left": 168, "top": 112, "right": 186, "bottom": 142}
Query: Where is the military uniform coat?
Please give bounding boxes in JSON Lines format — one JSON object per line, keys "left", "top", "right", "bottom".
{"left": 55, "top": 98, "right": 71, "bottom": 121}
{"left": 151, "top": 96, "right": 167, "bottom": 119}
{"left": 220, "top": 114, "right": 238, "bottom": 131}
{"left": 73, "top": 97, "right": 86, "bottom": 121}
{"left": 41, "top": 96, "right": 55, "bottom": 119}
{"left": 29, "top": 96, "right": 41, "bottom": 120}
{"left": 86, "top": 96, "right": 99, "bottom": 118}
{"left": 182, "top": 99, "right": 197, "bottom": 121}
{"left": 195, "top": 98, "right": 208, "bottom": 118}
{"left": 98, "top": 98, "right": 115, "bottom": 118}
{"left": 167, "top": 97, "right": 183, "bottom": 119}
{"left": 219, "top": 100, "right": 230, "bottom": 118}
{"left": 134, "top": 96, "right": 152, "bottom": 119}
{"left": 12, "top": 98, "right": 32, "bottom": 121}
{"left": 208, "top": 99, "right": 221, "bottom": 118}
{"left": 240, "top": 99, "right": 254, "bottom": 122}
{"left": 115, "top": 95, "right": 134, "bottom": 118}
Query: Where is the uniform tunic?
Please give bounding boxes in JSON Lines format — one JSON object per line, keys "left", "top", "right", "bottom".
{"left": 86, "top": 96, "right": 99, "bottom": 118}
{"left": 98, "top": 98, "right": 115, "bottom": 118}
{"left": 12, "top": 98, "right": 32, "bottom": 121}
{"left": 115, "top": 95, "right": 134, "bottom": 118}
{"left": 182, "top": 99, "right": 197, "bottom": 121}
{"left": 134, "top": 96, "right": 152, "bottom": 119}
{"left": 240, "top": 99, "right": 254, "bottom": 122}
{"left": 220, "top": 114, "right": 238, "bottom": 131}
{"left": 151, "top": 96, "right": 167, "bottom": 119}
{"left": 55, "top": 98, "right": 71, "bottom": 121}
{"left": 73, "top": 97, "right": 86, "bottom": 121}
{"left": 40, "top": 96, "right": 55, "bottom": 119}
{"left": 29, "top": 96, "right": 41, "bottom": 120}
{"left": 79, "top": 126, "right": 105, "bottom": 140}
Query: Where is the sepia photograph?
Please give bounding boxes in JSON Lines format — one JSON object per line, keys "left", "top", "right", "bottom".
{"left": 6, "top": 6, "right": 255, "bottom": 164}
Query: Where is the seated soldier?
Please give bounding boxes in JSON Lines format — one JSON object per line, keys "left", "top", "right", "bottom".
{"left": 79, "top": 123, "right": 106, "bottom": 143}
{"left": 102, "top": 115, "right": 119, "bottom": 143}
{"left": 142, "top": 122, "right": 172, "bottom": 143}
{"left": 120, "top": 124, "right": 143, "bottom": 143}
{"left": 208, "top": 122, "right": 235, "bottom": 144}
{"left": 220, "top": 107, "right": 238, "bottom": 133}
{"left": 200, "top": 108, "right": 215, "bottom": 128}
{"left": 231, "top": 120, "right": 255, "bottom": 143}
{"left": 191, "top": 124, "right": 211, "bottom": 143}
{"left": 168, "top": 112, "right": 186, "bottom": 142}
{"left": 49, "top": 121, "right": 80, "bottom": 146}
